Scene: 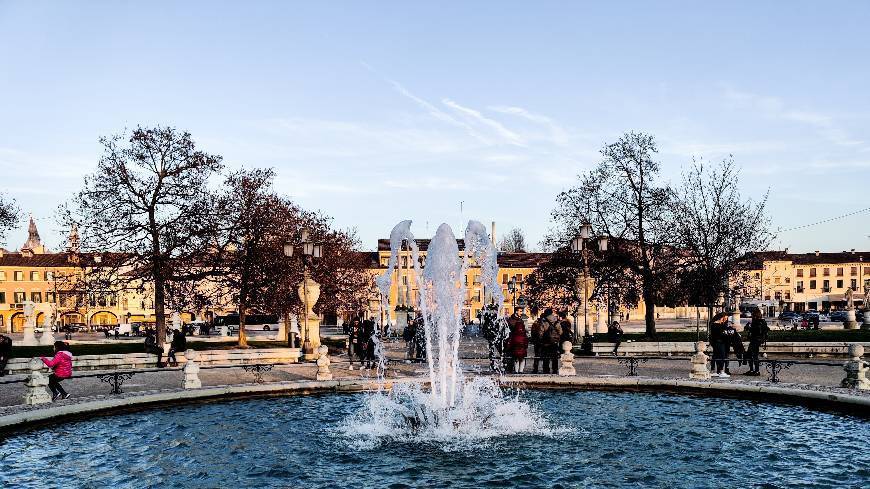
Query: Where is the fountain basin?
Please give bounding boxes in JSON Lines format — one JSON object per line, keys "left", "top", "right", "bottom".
{"left": 1, "top": 383, "right": 868, "bottom": 488}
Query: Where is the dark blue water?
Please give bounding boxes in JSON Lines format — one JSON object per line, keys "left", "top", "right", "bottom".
{"left": 1, "top": 390, "right": 868, "bottom": 488}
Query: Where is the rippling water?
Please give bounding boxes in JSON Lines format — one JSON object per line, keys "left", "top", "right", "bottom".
{"left": 1, "top": 390, "right": 868, "bottom": 488}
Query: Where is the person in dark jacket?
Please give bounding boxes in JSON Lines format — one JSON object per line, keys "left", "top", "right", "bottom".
{"left": 558, "top": 311, "right": 574, "bottom": 345}
{"left": 607, "top": 321, "right": 623, "bottom": 355}
{"left": 363, "top": 319, "right": 377, "bottom": 369}
{"left": 506, "top": 307, "right": 529, "bottom": 374}
{"left": 710, "top": 312, "right": 731, "bottom": 377}
{"left": 144, "top": 330, "right": 164, "bottom": 368}
{"left": 744, "top": 308, "right": 769, "bottom": 376}
{"left": 0, "top": 334, "right": 12, "bottom": 376}
{"left": 530, "top": 317, "right": 544, "bottom": 374}
{"left": 538, "top": 308, "right": 561, "bottom": 374}
{"left": 167, "top": 328, "right": 187, "bottom": 367}
{"left": 347, "top": 318, "right": 360, "bottom": 369}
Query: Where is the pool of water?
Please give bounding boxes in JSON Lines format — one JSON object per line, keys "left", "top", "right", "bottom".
{"left": 1, "top": 390, "right": 868, "bottom": 488}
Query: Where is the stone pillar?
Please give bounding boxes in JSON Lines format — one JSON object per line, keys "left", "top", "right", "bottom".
{"left": 862, "top": 309, "right": 870, "bottom": 330}
{"left": 276, "top": 317, "right": 286, "bottom": 342}
{"left": 21, "top": 301, "right": 38, "bottom": 346}
{"left": 690, "top": 341, "right": 711, "bottom": 380}
{"left": 39, "top": 312, "right": 55, "bottom": 346}
{"left": 841, "top": 344, "right": 869, "bottom": 390}
{"left": 182, "top": 349, "right": 202, "bottom": 389}
{"left": 558, "top": 341, "right": 576, "bottom": 376}
{"left": 298, "top": 274, "right": 322, "bottom": 360}
{"left": 316, "top": 345, "right": 333, "bottom": 381}
{"left": 844, "top": 308, "right": 858, "bottom": 330}
{"left": 396, "top": 309, "right": 409, "bottom": 336}
{"left": 24, "top": 358, "right": 52, "bottom": 405}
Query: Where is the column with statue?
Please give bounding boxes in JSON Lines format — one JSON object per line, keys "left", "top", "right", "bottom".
{"left": 21, "top": 301, "right": 38, "bottom": 346}
{"left": 844, "top": 287, "right": 858, "bottom": 330}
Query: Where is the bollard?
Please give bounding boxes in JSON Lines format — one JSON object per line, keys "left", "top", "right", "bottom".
{"left": 841, "top": 344, "right": 869, "bottom": 390}
{"left": 558, "top": 341, "right": 576, "bottom": 376}
{"left": 690, "top": 341, "right": 711, "bottom": 380}
{"left": 182, "top": 349, "right": 202, "bottom": 389}
{"left": 316, "top": 345, "right": 333, "bottom": 381}
{"left": 24, "top": 358, "right": 52, "bottom": 405}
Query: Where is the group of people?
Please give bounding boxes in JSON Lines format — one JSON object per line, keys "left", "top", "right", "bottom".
{"left": 502, "top": 306, "right": 574, "bottom": 374}
{"left": 143, "top": 327, "right": 187, "bottom": 368}
{"left": 709, "top": 308, "right": 769, "bottom": 378}
{"left": 344, "top": 317, "right": 380, "bottom": 369}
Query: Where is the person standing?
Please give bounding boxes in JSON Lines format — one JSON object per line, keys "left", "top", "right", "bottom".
{"left": 710, "top": 313, "right": 730, "bottom": 378}
{"left": 538, "top": 308, "right": 561, "bottom": 374}
{"left": 506, "top": 307, "right": 529, "bottom": 374}
{"left": 167, "top": 328, "right": 187, "bottom": 367}
{"left": 530, "top": 316, "right": 544, "bottom": 374}
{"left": 347, "top": 318, "right": 360, "bottom": 369}
{"left": 41, "top": 341, "right": 73, "bottom": 401}
{"left": 558, "top": 311, "right": 574, "bottom": 346}
{"left": 0, "top": 334, "right": 12, "bottom": 376}
{"left": 744, "top": 308, "right": 769, "bottom": 376}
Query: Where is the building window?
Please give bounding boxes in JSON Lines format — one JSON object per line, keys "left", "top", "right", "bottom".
{"left": 46, "top": 292, "right": 56, "bottom": 303}
{"left": 0, "top": 292, "right": 5, "bottom": 303}
{"left": 14, "top": 271, "right": 23, "bottom": 281}
{"left": 29, "top": 271, "right": 39, "bottom": 281}
{"left": 837, "top": 267, "right": 844, "bottom": 277}
{"left": 865, "top": 267, "right": 870, "bottom": 275}
{"left": 823, "top": 268, "right": 830, "bottom": 277}
{"left": 785, "top": 277, "right": 791, "bottom": 284}
{"left": 785, "top": 291, "right": 791, "bottom": 300}
{"left": 809, "top": 280, "right": 816, "bottom": 290}
{"left": 31, "top": 292, "right": 42, "bottom": 303}
{"left": 14, "top": 292, "right": 25, "bottom": 303}
{"left": 822, "top": 280, "right": 830, "bottom": 292}
{"left": 502, "top": 274, "right": 508, "bottom": 284}
{"left": 851, "top": 279, "right": 857, "bottom": 290}
{"left": 45, "top": 271, "right": 54, "bottom": 281}
{"left": 774, "top": 277, "right": 781, "bottom": 284}
{"left": 764, "top": 278, "right": 770, "bottom": 285}
{"left": 0, "top": 271, "right": 5, "bottom": 281}
{"left": 796, "top": 280, "right": 804, "bottom": 292}
{"left": 836, "top": 280, "right": 843, "bottom": 289}
{"left": 851, "top": 267, "right": 858, "bottom": 276}
{"left": 754, "top": 272, "right": 760, "bottom": 279}
{"left": 809, "top": 268, "right": 816, "bottom": 277}
{"left": 796, "top": 269, "right": 804, "bottom": 277}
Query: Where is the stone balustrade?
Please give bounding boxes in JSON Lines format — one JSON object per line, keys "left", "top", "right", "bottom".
{"left": 590, "top": 341, "right": 870, "bottom": 357}
{"left": 4, "top": 348, "right": 302, "bottom": 376}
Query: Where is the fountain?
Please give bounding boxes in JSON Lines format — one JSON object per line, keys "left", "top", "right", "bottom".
{"left": 344, "top": 220, "right": 549, "bottom": 445}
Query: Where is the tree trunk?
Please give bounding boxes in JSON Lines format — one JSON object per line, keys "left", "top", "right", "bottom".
{"left": 643, "top": 283, "right": 656, "bottom": 338}
{"left": 238, "top": 303, "right": 248, "bottom": 348}
{"left": 154, "top": 274, "right": 167, "bottom": 346}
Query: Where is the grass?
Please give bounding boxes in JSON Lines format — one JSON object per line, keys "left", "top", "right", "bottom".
{"left": 592, "top": 329, "right": 870, "bottom": 343}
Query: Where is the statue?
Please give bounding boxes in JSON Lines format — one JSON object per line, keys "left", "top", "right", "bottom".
{"left": 845, "top": 287, "right": 854, "bottom": 309}
{"left": 864, "top": 284, "right": 870, "bottom": 310}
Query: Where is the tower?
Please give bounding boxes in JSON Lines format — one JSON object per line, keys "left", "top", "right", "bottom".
{"left": 20, "top": 215, "right": 45, "bottom": 254}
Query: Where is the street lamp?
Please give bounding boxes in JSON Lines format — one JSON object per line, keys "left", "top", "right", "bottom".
{"left": 283, "top": 228, "right": 322, "bottom": 355}
{"left": 507, "top": 277, "right": 518, "bottom": 311}
{"left": 571, "top": 223, "right": 608, "bottom": 355}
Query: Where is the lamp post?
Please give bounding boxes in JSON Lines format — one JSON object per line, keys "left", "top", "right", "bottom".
{"left": 571, "top": 223, "right": 608, "bottom": 355}
{"left": 283, "top": 228, "right": 322, "bottom": 356}
{"left": 507, "top": 277, "right": 518, "bottom": 312}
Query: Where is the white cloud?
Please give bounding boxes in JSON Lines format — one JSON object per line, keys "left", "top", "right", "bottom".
{"left": 441, "top": 98, "right": 526, "bottom": 147}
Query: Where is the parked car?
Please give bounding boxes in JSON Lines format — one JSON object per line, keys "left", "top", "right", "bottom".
{"left": 829, "top": 310, "right": 849, "bottom": 322}
{"left": 114, "top": 323, "right": 133, "bottom": 337}
{"left": 778, "top": 311, "right": 801, "bottom": 321}
{"left": 217, "top": 314, "right": 280, "bottom": 333}
{"left": 60, "top": 323, "right": 87, "bottom": 333}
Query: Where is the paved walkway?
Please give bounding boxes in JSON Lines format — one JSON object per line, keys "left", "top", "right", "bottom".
{"left": 0, "top": 337, "right": 861, "bottom": 414}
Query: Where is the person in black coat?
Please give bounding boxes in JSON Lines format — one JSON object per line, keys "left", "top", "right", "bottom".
{"left": 710, "top": 313, "right": 730, "bottom": 378}
{"left": 144, "top": 330, "right": 164, "bottom": 368}
{"left": 744, "top": 308, "right": 769, "bottom": 376}
{"left": 0, "top": 334, "right": 12, "bottom": 376}
{"left": 167, "top": 328, "right": 187, "bottom": 367}
{"left": 347, "top": 318, "right": 360, "bottom": 368}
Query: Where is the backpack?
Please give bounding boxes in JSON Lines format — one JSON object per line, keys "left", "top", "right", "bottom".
{"left": 542, "top": 318, "right": 561, "bottom": 346}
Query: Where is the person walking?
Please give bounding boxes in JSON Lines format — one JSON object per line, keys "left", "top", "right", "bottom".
{"left": 710, "top": 312, "right": 730, "bottom": 378}
{"left": 744, "top": 308, "right": 769, "bottom": 376}
{"left": 144, "top": 330, "right": 164, "bottom": 368}
{"left": 167, "top": 328, "right": 187, "bottom": 367}
{"left": 41, "top": 341, "right": 73, "bottom": 401}
{"left": 607, "top": 321, "right": 623, "bottom": 355}
{"left": 363, "top": 319, "right": 377, "bottom": 369}
{"left": 538, "top": 308, "right": 562, "bottom": 374}
{"left": 506, "top": 307, "right": 529, "bottom": 374}
{"left": 0, "top": 334, "right": 12, "bottom": 376}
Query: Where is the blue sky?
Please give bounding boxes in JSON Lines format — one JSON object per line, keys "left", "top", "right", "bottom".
{"left": 1, "top": 1, "right": 868, "bottom": 252}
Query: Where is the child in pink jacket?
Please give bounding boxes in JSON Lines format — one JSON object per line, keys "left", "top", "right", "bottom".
{"left": 41, "top": 341, "right": 73, "bottom": 401}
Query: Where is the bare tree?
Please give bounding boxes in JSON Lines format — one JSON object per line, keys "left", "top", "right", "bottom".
{"left": 673, "top": 157, "right": 773, "bottom": 320}
{"left": 547, "top": 132, "right": 677, "bottom": 337}
{"left": 498, "top": 228, "right": 528, "bottom": 253}
{"left": 0, "top": 196, "right": 19, "bottom": 244}
{"left": 62, "top": 126, "right": 223, "bottom": 344}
